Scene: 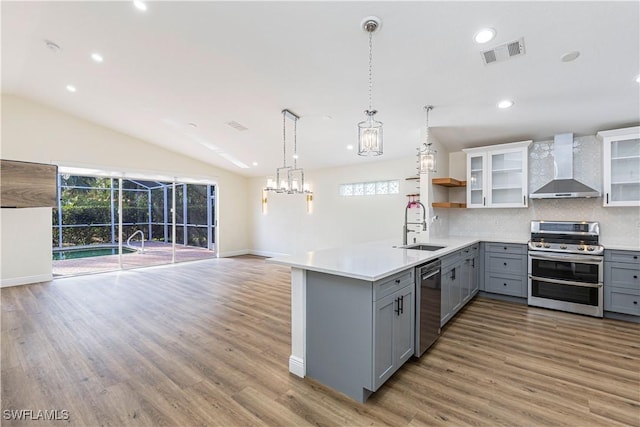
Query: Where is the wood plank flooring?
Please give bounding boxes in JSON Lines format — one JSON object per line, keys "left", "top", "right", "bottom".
{"left": 2, "top": 255, "right": 639, "bottom": 426}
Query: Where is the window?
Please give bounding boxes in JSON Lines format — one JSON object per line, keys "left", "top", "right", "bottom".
{"left": 339, "top": 180, "right": 399, "bottom": 196}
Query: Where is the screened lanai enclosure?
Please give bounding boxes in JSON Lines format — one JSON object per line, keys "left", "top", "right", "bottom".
{"left": 52, "top": 174, "right": 217, "bottom": 276}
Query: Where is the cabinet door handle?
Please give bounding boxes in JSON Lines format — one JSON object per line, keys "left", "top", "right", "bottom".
{"left": 400, "top": 295, "right": 404, "bottom": 314}
{"left": 523, "top": 195, "right": 526, "bottom": 205}
{"left": 606, "top": 193, "right": 609, "bottom": 204}
{"left": 451, "top": 268, "right": 456, "bottom": 280}
{"left": 472, "top": 259, "right": 475, "bottom": 268}
{"left": 483, "top": 197, "right": 486, "bottom": 206}
{"left": 395, "top": 298, "right": 401, "bottom": 316}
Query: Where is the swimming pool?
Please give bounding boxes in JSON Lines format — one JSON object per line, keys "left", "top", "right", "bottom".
{"left": 53, "top": 246, "right": 137, "bottom": 261}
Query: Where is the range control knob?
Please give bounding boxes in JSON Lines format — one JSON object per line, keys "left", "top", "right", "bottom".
{"left": 577, "top": 246, "right": 585, "bottom": 251}
{"left": 587, "top": 246, "right": 595, "bottom": 251}
{"left": 560, "top": 244, "right": 567, "bottom": 249}
{"left": 543, "top": 243, "right": 551, "bottom": 248}
{"left": 535, "top": 243, "right": 542, "bottom": 248}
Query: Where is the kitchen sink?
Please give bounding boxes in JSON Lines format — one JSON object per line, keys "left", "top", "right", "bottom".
{"left": 401, "top": 244, "right": 446, "bottom": 251}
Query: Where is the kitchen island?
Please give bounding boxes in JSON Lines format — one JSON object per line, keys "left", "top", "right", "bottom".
{"left": 268, "top": 237, "right": 479, "bottom": 401}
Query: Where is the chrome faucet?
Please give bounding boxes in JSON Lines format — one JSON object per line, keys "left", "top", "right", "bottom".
{"left": 403, "top": 201, "right": 427, "bottom": 245}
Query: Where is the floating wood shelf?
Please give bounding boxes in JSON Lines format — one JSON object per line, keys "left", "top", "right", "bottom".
{"left": 432, "top": 177, "right": 466, "bottom": 187}
{"left": 1, "top": 159, "right": 58, "bottom": 208}
{"left": 432, "top": 202, "right": 467, "bottom": 208}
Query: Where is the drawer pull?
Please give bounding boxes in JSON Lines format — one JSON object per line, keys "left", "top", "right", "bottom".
{"left": 395, "top": 279, "right": 401, "bottom": 284}
{"left": 634, "top": 301, "right": 638, "bottom": 305}
{"left": 504, "top": 247, "right": 508, "bottom": 250}
{"left": 503, "top": 283, "right": 507, "bottom": 286}
{"left": 634, "top": 256, "right": 638, "bottom": 259}
{"left": 503, "top": 262, "right": 507, "bottom": 266}
{"left": 634, "top": 275, "right": 638, "bottom": 279}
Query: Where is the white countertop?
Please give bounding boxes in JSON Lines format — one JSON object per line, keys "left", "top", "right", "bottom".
{"left": 267, "top": 235, "right": 639, "bottom": 282}
{"left": 268, "top": 237, "right": 482, "bottom": 282}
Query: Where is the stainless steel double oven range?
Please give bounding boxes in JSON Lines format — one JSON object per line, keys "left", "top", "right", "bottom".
{"left": 527, "top": 220, "right": 604, "bottom": 317}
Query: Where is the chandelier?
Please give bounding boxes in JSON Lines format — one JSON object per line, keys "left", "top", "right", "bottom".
{"left": 357, "top": 17, "right": 383, "bottom": 156}
{"left": 419, "top": 105, "right": 437, "bottom": 174}
{"left": 265, "top": 109, "right": 310, "bottom": 194}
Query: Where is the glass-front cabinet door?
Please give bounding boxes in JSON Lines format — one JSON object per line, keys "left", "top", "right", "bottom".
{"left": 599, "top": 126, "right": 640, "bottom": 207}
{"left": 488, "top": 148, "right": 528, "bottom": 207}
{"left": 464, "top": 140, "right": 531, "bottom": 208}
{"left": 467, "top": 154, "right": 486, "bottom": 208}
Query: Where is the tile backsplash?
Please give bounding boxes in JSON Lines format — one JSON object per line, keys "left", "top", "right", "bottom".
{"left": 447, "top": 135, "right": 640, "bottom": 248}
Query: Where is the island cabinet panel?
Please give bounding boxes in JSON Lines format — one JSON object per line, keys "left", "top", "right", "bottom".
{"left": 306, "top": 269, "right": 415, "bottom": 403}
{"left": 1, "top": 159, "right": 58, "bottom": 208}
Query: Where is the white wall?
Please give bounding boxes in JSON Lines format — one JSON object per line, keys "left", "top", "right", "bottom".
{"left": 1, "top": 94, "right": 250, "bottom": 285}
{"left": 0, "top": 208, "right": 53, "bottom": 286}
{"left": 446, "top": 135, "right": 640, "bottom": 248}
{"left": 250, "top": 157, "right": 416, "bottom": 256}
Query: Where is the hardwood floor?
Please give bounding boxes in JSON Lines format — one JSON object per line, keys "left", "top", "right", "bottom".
{"left": 2, "top": 256, "right": 639, "bottom": 426}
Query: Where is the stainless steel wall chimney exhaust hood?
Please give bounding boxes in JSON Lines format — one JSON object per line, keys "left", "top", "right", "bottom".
{"left": 529, "top": 133, "right": 601, "bottom": 199}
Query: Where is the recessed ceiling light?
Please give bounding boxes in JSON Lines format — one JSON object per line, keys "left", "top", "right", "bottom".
{"left": 133, "top": 1, "right": 147, "bottom": 11}
{"left": 91, "top": 53, "right": 104, "bottom": 63}
{"left": 66, "top": 85, "right": 77, "bottom": 93}
{"left": 560, "top": 51, "right": 580, "bottom": 62}
{"left": 474, "top": 28, "right": 496, "bottom": 44}
{"left": 497, "top": 99, "right": 514, "bottom": 109}
{"left": 346, "top": 145, "right": 354, "bottom": 150}
{"left": 252, "top": 161, "right": 258, "bottom": 166}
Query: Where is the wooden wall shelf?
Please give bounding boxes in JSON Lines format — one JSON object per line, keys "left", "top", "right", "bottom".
{"left": 432, "top": 177, "right": 466, "bottom": 187}
{"left": 1, "top": 159, "right": 58, "bottom": 208}
{"left": 432, "top": 202, "right": 467, "bottom": 208}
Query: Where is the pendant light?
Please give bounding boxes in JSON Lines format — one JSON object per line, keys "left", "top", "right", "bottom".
{"left": 419, "top": 105, "right": 437, "bottom": 174}
{"left": 357, "top": 17, "right": 383, "bottom": 156}
{"left": 287, "top": 109, "right": 305, "bottom": 194}
{"left": 265, "top": 109, "right": 311, "bottom": 195}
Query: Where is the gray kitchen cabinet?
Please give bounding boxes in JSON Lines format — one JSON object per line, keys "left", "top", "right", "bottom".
{"left": 462, "top": 244, "right": 480, "bottom": 303}
{"left": 306, "top": 268, "right": 415, "bottom": 402}
{"left": 441, "top": 244, "right": 479, "bottom": 327}
{"left": 604, "top": 249, "right": 640, "bottom": 316}
{"left": 484, "top": 243, "right": 527, "bottom": 297}
{"left": 441, "top": 250, "right": 462, "bottom": 326}
{"left": 373, "top": 283, "right": 414, "bottom": 390}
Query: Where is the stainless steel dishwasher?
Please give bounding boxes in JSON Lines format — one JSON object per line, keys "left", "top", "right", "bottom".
{"left": 414, "top": 259, "right": 441, "bottom": 357}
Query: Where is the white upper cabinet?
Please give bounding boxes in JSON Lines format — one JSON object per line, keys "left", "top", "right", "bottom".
{"left": 598, "top": 126, "right": 640, "bottom": 207}
{"left": 463, "top": 140, "right": 531, "bottom": 208}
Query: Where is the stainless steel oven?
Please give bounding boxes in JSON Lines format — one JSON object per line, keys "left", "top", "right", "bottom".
{"left": 527, "top": 221, "right": 604, "bottom": 317}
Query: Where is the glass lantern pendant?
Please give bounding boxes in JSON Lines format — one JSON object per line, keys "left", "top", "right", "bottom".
{"left": 419, "top": 105, "right": 437, "bottom": 174}
{"left": 358, "top": 110, "right": 383, "bottom": 156}
{"left": 357, "top": 17, "right": 383, "bottom": 157}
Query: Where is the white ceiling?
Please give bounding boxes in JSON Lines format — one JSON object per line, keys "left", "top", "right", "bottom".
{"left": 2, "top": 1, "right": 639, "bottom": 178}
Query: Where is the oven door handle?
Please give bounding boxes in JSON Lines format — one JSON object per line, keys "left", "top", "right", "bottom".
{"left": 528, "top": 275, "right": 603, "bottom": 288}
{"left": 528, "top": 252, "right": 604, "bottom": 264}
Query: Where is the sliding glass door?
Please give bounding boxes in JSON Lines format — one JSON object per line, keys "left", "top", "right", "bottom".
{"left": 53, "top": 173, "right": 217, "bottom": 277}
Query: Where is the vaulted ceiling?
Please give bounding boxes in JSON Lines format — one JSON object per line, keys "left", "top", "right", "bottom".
{"left": 2, "top": 1, "right": 639, "bottom": 177}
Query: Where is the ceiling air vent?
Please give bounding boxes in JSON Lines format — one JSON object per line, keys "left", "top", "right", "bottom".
{"left": 481, "top": 37, "right": 526, "bottom": 65}
{"left": 226, "top": 120, "right": 248, "bottom": 131}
